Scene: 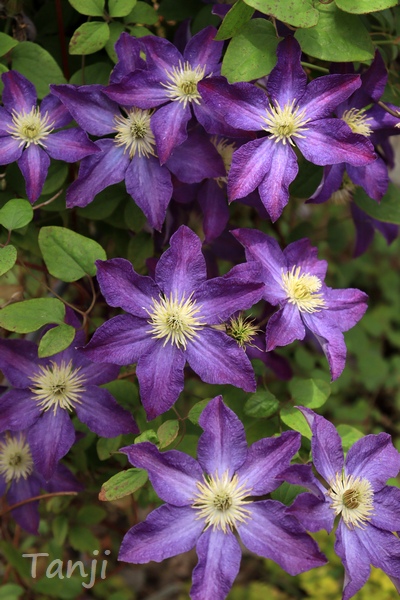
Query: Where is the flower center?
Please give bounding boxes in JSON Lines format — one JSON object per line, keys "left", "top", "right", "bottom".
{"left": 161, "top": 61, "right": 206, "bottom": 108}
{"left": 192, "top": 471, "right": 252, "bottom": 533}
{"left": 0, "top": 434, "right": 33, "bottom": 483}
{"left": 281, "top": 266, "right": 326, "bottom": 313}
{"left": 330, "top": 173, "right": 356, "bottom": 205}
{"left": 211, "top": 135, "right": 236, "bottom": 187}
{"left": 7, "top": 106, "right": 54, "bottom": 148}
{"left": 341, "top": 108, "right": 372, "bottom": 137}
{"left": 226, "top": 314, "right": 259, "bottom": 348}
{"left": 114, "top": 108, "right": 156, "bottom": 159}
{"left": 146, "top": 293, "right": 205, "bottom": 349}
{"left": 328, "top": 471, "right": 374, "bottom": 530}
{"left": 262, "top": 99, "right": 309, "bottom": 146}
{"left": 29, "top": 360, "right": 86, "bottom": 414}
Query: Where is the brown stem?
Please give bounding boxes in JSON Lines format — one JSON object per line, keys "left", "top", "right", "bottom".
{"left": 33, "top": 188, "right": 63, "bottom": 210}
{"left": 0, "top": 491, "right": 78, "bottom": 517}
{"left": 55, "top": 0, "right": 70, "bottom": 80}
{"left": 378, "top": 100, "right": 400, "bottom": 119}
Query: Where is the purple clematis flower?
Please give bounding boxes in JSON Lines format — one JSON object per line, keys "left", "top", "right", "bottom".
{"left": 82, "top": 225, "right": 264, "bottom": 420}
{"left": 117, "top": 396, "right": 327, "bottom": 600}
{"left": 198, "top": 36, "right": 376, "bottom": 221}
{"left": 0, "top": 327, "right": 138, "bottom": 480}
{"left": 351, "top": 202, "right": 398, "bottom": 257}
{"left": 285, "top": 408, "right": 400, "bottom": 600}
{"left": 232, "top": 229, "right": 368, "bottom": 380}
{"left": 0, "top": 431, "right": 82, "bottom": 534}
{"left": 0, "top": 71, "right": 99, "bottom": 203}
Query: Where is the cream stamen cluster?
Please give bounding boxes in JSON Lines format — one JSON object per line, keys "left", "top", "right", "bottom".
{"left": 211, "top": 136, "right": 236, "bottom": 187}
{"left": 7, "top": 106, "right": 54, "bottom": 148}
{"left": 226, "top": 314, "right": 259, "bottom": 348}
{"left": 328, "top": 471, "right": 374, "bottom": 529}
{"left": 263, "top": 99, "right": 310, "bottom": 146}
{"left": 341, "top": 108, "right": 373, "bottom": 137}
{"left": 0, "top": 434, "right": 34, "bottom": 483}
{"left": 281, "top": 266, "right": 326, "bottom": 313}
{"left": 29, "top": 360, "right": 86, "bottom": 414}
{"left": 114, "top": 108, "right": 156, "bottom": 158}
{"left": 161, "top": 61, "right": 206, "bottom": 108}
{"left": 146, "top": 293, "right": 205, "bottom": 349}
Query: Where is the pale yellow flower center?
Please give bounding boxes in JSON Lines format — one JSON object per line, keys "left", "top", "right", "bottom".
{"left": 328, "top": 471, "right": 374, "bottom": 530}
{"left": 341, "top": 108, "right": 372, "bottom": 137}
{"left": 146, "top": 293, "right": 205, "bottom": 349}
{"left": 226, "top": 314, "right": 259, "bottom": 348}
{"left": 7, "top": 106, "right": 54, "bottom": 148}
{"left": 211, "top": 135, "right": 236, "bottom": 187}
{"left": 192, "top": 470, "right": 252, "bottom": 533}
{"left": 114, "top": 108, "right": 156, "bottom": 158}
{"left": 0, "top": 434, "right": 33, "bottom": 483}
{"left": 281, "top": 266, "right": 326, "bottom": 313}
{"left": 29, "top": 360, "right": 86, "bottom": 414}
{"left": 262, "top": 99, "right": 310, "bottom": 146}
{"left": 330, "top": 173, "right": 356, "bottom": 205}
{"left": 161, "top": 61, "right": 206, "bottom": 108}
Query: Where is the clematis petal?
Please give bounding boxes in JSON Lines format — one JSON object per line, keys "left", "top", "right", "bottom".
{"left": 74, "top": 385, "right": 139, "bottom": 436}
{"left": 110, "top": 32, "right": 144, "bottom": 83}
{"left": 299, "top": 74, "right": 361, "bottom": 121}
{"left": 302, "top": 311, "right": 348, "bottom": 380}
{"left": 372, "top": 486, "right": 400, "bottom": 531}
{"left": 184, "top": 26, "right": 223, "bottom": 72}
{"left": 0, "top": 389, "right": 41, "bottom": 431}
{"left": 198, "top": 179, "right": 230, "bottom": 242}
{"left": 0, "top": 338, "right": 45, "bottom": 388}
{"left": 105, "top": 71, "right": 169, "bottom": 108}
{"left": 2, "top": 70, "right": 37, "bottom": 113}
{"left": 0, "top": 134, "right": 24, "bottom": 164}
{"left": 308, "top": 163, "right": 346, "bottom": 204}
{"left": 287, "top": 492, "right": 335, "bottom": 533}
{"left": 278, "top": 463, "right": 326, "bottom": 500}
{"left": 323, "top": 287, "right": 368, "bottom": 331}
{"left": 352, "top": 50, "right": 388, "bottom": 109}
{"left": 151, "top": 101, "right": 191, "bottom": 164}
{"left": 121, "top": 441, "right": 202, "bottom": 505}
{"left": 283, "top": 238, "right": 328, "bottom": 281}
{"left": 166, "top": 127, "right": 225, "bottom": 183}
{"left": 267, "top": 36, "right": 307, "bottom": 106}
{"left": 355, "top": 524, "right": 400, "bottom": 581}
{"left": 238, "top": 500, "right": 327, "bottom": 575}
{"left": 197, "top": 395, "right": 248, "bottom": 478}
{"left": 44, "top": 129, "right": 99, "bottom": 162}
{"left": 347, "top": 157, "right": 388, "bottom": 202}
{"left": 191, "top": 528, "right": 242, "bottom": 600}
{"left": 18, "top": 144, "right": 50, "bottom": 203}
{"left": 335, "top": 520, "right": 371, "bottom": 600}
{"left": 140, "top": 35, "right": 182, "bottom": 76}
{"left": 8, "top": 476, "right": 41, "bottom": 534}
{"left": 40, "top": 93, "right": 72, "bottom": 128}
{"left": 228, "top": 138, "right": 272, "bottom": 200}
{"left": 119, "top": 504, "right": 203, "bottom": 563}
{"left": 345, "top": 432, "right": 400, "bottom": 492}
{"left": 265, "top": 303, "right": 306, "bottom": 351}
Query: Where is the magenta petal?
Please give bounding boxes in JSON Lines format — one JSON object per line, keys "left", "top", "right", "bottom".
{"left": 238, "top": 500, "right": 327, "bottom": 575}
{"left": 74, "top": 385, "right": 138, "bottom": 436}
{"left": 228, "top": 138, "right": 272, "bottom": 200}
{"left": 197, "top": 396, "right": 247, "bottom": 478}
{"left": 155, "top": 225, "right": 207, "bottom": 297}
{"left": 2, "top": 71, "right": 37, "bottom": 113}
{"left": 191, "top": 529, "right": 241, "bottom": 600}
{"left": 118, "top": 504, "right": 202, "bottom": 563}
{"left": 45, "top": 129, "right": 99, "bottom": 162}
{"left": 0, "top": 135, "right": 23, "bottom": 165}
{"left": 345, "top": 433, "right": 400, "bottom": 492}
{"left": 184, "top": 26, "right": 222, "bottom": 72}
{"left": 152, "top": 101, "right": 191, "bottom": 164}
{"left": 136, "top": 341, "right": 185, "bottom": 419}
{"left": 258, "top": 141, "right": 298, "bottom": 222}
{"left": 267, "top": 37, "right": 307, "bottom": 107}
{"left": 335, "top": 520, "right": 371, "bottom": 600}
{"left": 300, "top": 74, "right": 361, "bottom": 121}
{"left": 186, "top": 328, "right": 256, "bottom": 393}
{"left": 18, "top": 144, "right": 50, "bottom": 203}
{"left": 121, "top": 442, "right": 202, "bottom": 505}
{"left": 0, "top": 389, "right": 41, "bottom": 431}
{"left": 266, "top": 304, "right": 306, "bottom": 351}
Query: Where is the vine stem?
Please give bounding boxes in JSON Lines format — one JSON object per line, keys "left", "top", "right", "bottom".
{"left": 377, "top": 100, "right": 400, "bottom": 119}
{"left": 0, "top": 491, "right": 78, "bottom": 517}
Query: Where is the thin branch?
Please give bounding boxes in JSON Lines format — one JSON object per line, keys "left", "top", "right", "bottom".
{"left": 0, "top": 491, "right": 78, "bottom": 517}
{"left": 378, "top": 100, "right": 400, "bottom": 119}
{"left": 33, "top": 189, "right": 64, "bottom": 211}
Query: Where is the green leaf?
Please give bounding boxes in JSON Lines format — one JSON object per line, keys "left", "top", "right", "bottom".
{"left": 97, "top": 436, "right": 122, "bottom": 460}
{"left": 0, "top": 198, "right": 33, "bottom": 230}
{"left": 99, "top": 468, "right": 148, "bottom": 501}
{"left": 335, "top": 0, "right": 397, "bottom": 13}
{"left": 69, "top": 0, "right": 105, "bottom": 15}
{"left": 0, "top": 541, "right": 32, "bottom": 579}
{"left": 271, "top": 482, "right": 307, "bottom": 506}
{"left": 157, "top": 420, "right": 179, "bottom": 449}
{"left": 10, "top": 42, "right": 66, "bottom": 98}
{"left": 354, "top": 183, "right": 400, "bottom": 224}
{"left": 127, "top": 231, "right": 153, "bottom": 273}
{"left": 243, "top": 0, "right": 319, "bottom": 28}
{"left": 102, "top": 379, "right": 139, "bottom": 411}
{"left": 244, "top": 389, "right": 279, "bottom": 418}
{"left": 52, "top": 515, "right": 69, "bottom": 546}
{"left": 77, "top": 505, "right": 106, "bottom": 525}
{"left": 69, "top": 22, "right": 110, "bottom": 55}
{"left": 32, "top": 575, "right": 83, "bottom": 599}
{"left": 38, "top": 324, "right": 76, "bottom": 358}
{"left": 125, "top": 0, "right": 158, "bottom": 23}
{"left": 135, "top": 429, "right": 158, "bottom": 444}
{"left": 215, "top": 1, "right": 254, "bottom": 40}
{"left": 337, "top": 424, "right": 364, "bottom": 452}
{"left": 0, "top": 245, "right": 17, "bottom": 276}
{"left": 0, "top": 584, "right": 24, "bottom": 600}
{"left": 280, "top": 406, "right": 311, "bottom": 439}
{"left": 70, "top": 61, "right": 113, "bottom": 85}
{"left": 295, "top": 3, "right": 374, "bottom": 62}
{"left": 0, "top": 298, "right": 65, "bottom": 333}
{"left": 288, "top": 378, "right": 331, "bottom": 409}
{"left": 38, "top": 226, "right": 107, "bottom": 282}
{"left": 41, "top": 161, "right": 68, "bottom": 196}
{"left": 158, "top": 0, "right": 203, "bottom": 20}
{"left": 221, "top": 19, "right": 278, "bottom": 83}
{"left": 187, "top": 398, "right": 212, "bottom": 424}
{"left": 105, "top": 21, "right": 125, "bottom": 62}
{"left": 109, "top": 0, "right": 137, "bottom": 17}
{"left": 69, "top": 526, "right": 100, "bottom": 552}
{"left": 0, "top": 33, "right": 18, "bottom": 56}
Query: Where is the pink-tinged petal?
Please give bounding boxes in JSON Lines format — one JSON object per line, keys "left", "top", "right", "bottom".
{"left": 308, "top": 163, "right": 346, "bottom": 204}
{"left": 152, "top": 101, "right": 191, "bottom": 164}
{"left": 166, "top": 128, "right": 225, "bottom": 183}
{"left": 237, "top": 431, "right": 301, "bottom": 495}
{"left": 323, "top": 287, "right": 368, "bottom": 331}
{"left": 266, "top": 304, "right": 306, "bottom": 351}
{"left": 96, "top": 258, "right": 158, "bottom": 316}
{"left": 186, "top": 328, "right": 256, "bottom": 393}
{"left": 335, "top": 520, "right": 371, "bottom": 600}
{"left": 355, "top": 524, "right": 400, "bottom": 581}
{"left": 347, "top": 157, "right": 388, "bottom": 202}
{"left": 238, "top": 500, "right": 327, "bottom": 575}
{"left": 298, "top": 407, "right": 344, "bottom": 484}
{"left": 296, "top": 119, "right": 376, "bottom": 167}
{"left": 287, "top": 492, "right": 334, "bottom": 533}
{"left": 44, "top": 129, "right": 99, "bottom": 162}
{"left": 198, "top": 76, "right": 267, "bottom": 131}
{"left": 0, "top": 135, "right": 24, "bottom": 164}
{"left": 121, "top": 442, "right": 202, "bottom": 505}
{"left": 41, "top": 93, "right": 72, "bottom": 128}
{"left": 299, "top": 74, "right": 361, "bottom": 121}
{"left": 2, "top": 70, "right": 37, "bottom": 113}
{"left": 141, "top": 35, "right": 182, "bottom": 75}
{"left": 119, "top": 504, "right": 203, "bottom": 563}
{"left": 155, "top": 225, "right": 207, "bottom": 298}
{"left": 50, "top": 84, "right": 118, "bottom": 135}
{"left": 0, "top": 338, "right": 44, "bottom": 388}
{"left": 372, "top": 486, "right": 400, "bottom": 531}
{"left": 105, "top": 71, "right": 168, "bottom": 108}
{"left": 8, "top": 476, "right": 40, "bottom": 534}
{"left": 125, "top": 154, "right": 172, "bottom": 231}
{"left": 18, "top": 144, "right": 50, "bottom": 203}
{"left": 74, "top": 385, "right": 138, "bottom": 436}
{"left": 136, "top": 341, "right": 185, "bottom": 419}
{"left": 83, "top": 316, "right": 153, "bottom": 365}
{"left": 0, "top": 389, "right": 41, "bottom": 431}
{"left": 184, "top": 26, "right": 223, "bottom": 72}
{"left": 345, "top": 433, "right": 400, "bottom": 492}
{"left": 302, "top": 311, "right": 348, "bottom": 380}
{"left": 267, "top": 37, "right": 307, "bottom": 107}
{"left": 228, "top": 138, "right": 272, "bottom": 200}
{"left": 197, "top": 396, "right": 247, "bottom": 477}
{"left": 66, "top": 140, "right": 128, "bottom": 208}
{"left": 198, "top": 179, "right": 230, "bottom": 242}
{"left": 191, "top": 529, "right": 241, "bottom": 600}
{"left": 257, "top": 141, "right": 298, "bottom": 222}
{"left": 28, "top": 409, "right": 76, "bottom": 480}
{"left": 283, "top": 238, "right": 328, "bottom": 281}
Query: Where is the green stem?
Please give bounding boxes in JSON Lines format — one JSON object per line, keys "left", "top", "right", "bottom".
{"left": 301, "top": 61, "right": 329, "bottom": 74}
